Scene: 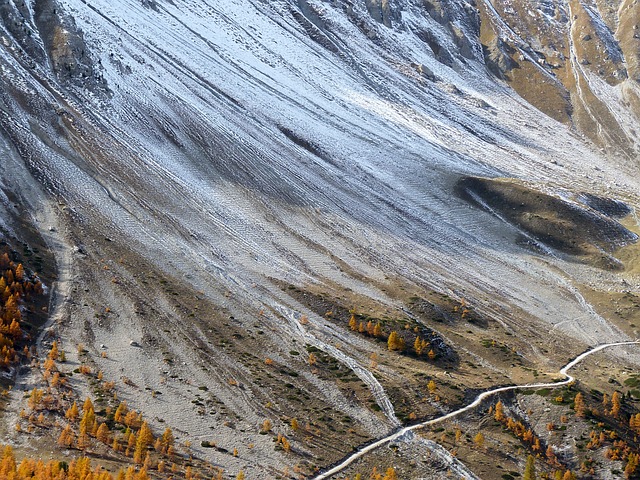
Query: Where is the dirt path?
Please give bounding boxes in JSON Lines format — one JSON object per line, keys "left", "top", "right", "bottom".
{"left": 313, "top": 340, "right": 640, "bottom": 479}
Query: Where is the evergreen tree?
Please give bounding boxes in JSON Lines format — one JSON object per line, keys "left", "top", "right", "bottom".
{"left": 387, "top": 331, "right": 405, "bottom": 351}
{"left": 611, "top": 391, "right": 622, "bottom": 418}
{"left": 523, "top": 455, "right": 536, "bottom": 480}
{"left": 573, "top": 392, "right": 586, "bottom": 417}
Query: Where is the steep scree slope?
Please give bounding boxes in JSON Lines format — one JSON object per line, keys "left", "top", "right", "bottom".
{"left": 0, "top": 0, "right": 639, "bottom": 477}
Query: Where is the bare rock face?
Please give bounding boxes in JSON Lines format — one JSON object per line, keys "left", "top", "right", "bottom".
{"left": 365, "top": 0, "right": 396, "bottom": 27}
{"left": 477, "top": 0, "right": 640, "bottom": 154}
{"left": 0, "top": 0, "right": 106, "bottom": 94}
{"left": 483, "top": 35, "right": 519, "bottom": 78}
{"left": 35, "top": 0, "right": 107, "bottom": 92}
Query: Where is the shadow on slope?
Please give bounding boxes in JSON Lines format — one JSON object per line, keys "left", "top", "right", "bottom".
{"left": 456, "top": 176, "right": 638, "bottom": 270}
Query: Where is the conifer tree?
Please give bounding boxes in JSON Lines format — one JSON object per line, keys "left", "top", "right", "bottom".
{"left": 427, "top": 380, "right": 436, "bottom": 394}
{"left": 261, "top": 419, "right": 272, "bottom": 433}
{"left": 134, "top": 422, "right": 154, "bottom": 463}
{"left": 382, "top": 467, "right": 397, "bottom": 480}
{"left": 573, "top": 393, "right": 586, "bottom": 417}
{"left": 14, "top": 264, "right": 23, "bottom": 282}
{"left": 58, "top": 425, "right": 75, "bottom": 448}
{"left": 387, "top": 331, "right": 405, "bottom": 351}
{"left": 65, "top": 401, "right": 79, "bottom": 422}
{"left": 523, "top": 455, "right": 536, "bottom": 480}
{"left": 611, "top": 391, "right": 621, "bottom": 418}
{"left": 366, "top": 321, "right": 374, "bottom": 336}
{"left": 414, "top": 336, "right": 423, "bottom": 355}
{"left": 114, "top": 401, "right": 127, "bottom": 423}
{"left": 373, "top": 323, "right": 382, "bottom": 337}
{"left": 161, "top": 427, "right": 175, "bottom": 453}
{"left": 308, "top": 352, "right": 317, "bottom": 366}
{"left": 48, "top": 341, "right": 58, "bottom": 361}
{"left": 83, "top": 397, "right": 94, "bottom": 415}
{"left": 97, "top": 423, "right": 111, "bottom": 444}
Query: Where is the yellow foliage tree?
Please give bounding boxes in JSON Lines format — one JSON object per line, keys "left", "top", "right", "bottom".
{"left": 14, "top": 264, "right": 23, "bottom": 282}
{"left": 427, "top": 380, "right": 437, "bottom": 394}
{"left": 65, "top": 401, "right": 79, "bottom": 422}
{"left": 308, "top": 353, "right": 317, "bottom": 366}
{"left": 523, "top": 455, "right": 536, "bottom": 480}
{"left": 134, "top": 422, "right": 154, "bottom": 464}
{"left": 82, "top": 397, "right": 94, "bottom": 415}
{"left": 96, "top": 423, "right": 111, "bottom": 444}
{"left": 48, "top": 341, "right": 59, "bottom": 361}
{"left": 573, "top": 393, "right": 586, "bottom": 417}
{"left": 281, "top": 436, "right": 291, "bottom": 452}
{"left": 261, "top": 419, "right": 272, "bottom": 433}
{"left": 382, "top": 467, "right": 397, "bottom": 480}
{"left": 57, "top": 425, "right": 75, "bottom": 448}
{"left": 27, "top": 388, "right": 43, "bottom": 410}
{"left": 366, "top": 321, "right": 374, "bottom": 336}
{"left": 114, "top": 401, "right": 128, "bottom": 423}
{"left": 494, "top": 401, "right": 505, "bottom": 422}
{"left": 373, "top": 323, "right": 382, "bottom": 338}
{"left": 610, "top": 391, "right": 621, "bottom": 418}
{"left": 124, "top": 410, "right": 140, "bottom": 428}
{"left": 387, "top": 331, "right": 405, "bottom": 351}
{"left": 79, "top": 404, "right": 96, "bottom": 437}
{"left": 160, "top": 427, "right": 175, "bottom": 453}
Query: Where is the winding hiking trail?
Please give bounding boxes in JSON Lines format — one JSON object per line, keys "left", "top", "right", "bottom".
{"left": 314, "top": 340, "right": 640, "bottom": 479}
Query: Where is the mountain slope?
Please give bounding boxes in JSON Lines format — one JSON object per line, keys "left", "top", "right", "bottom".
{"left": 0, "top": 0, "right": 639, "bottom": 478}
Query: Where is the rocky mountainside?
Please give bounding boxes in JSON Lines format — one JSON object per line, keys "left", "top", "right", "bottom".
{"left": 0, "top": 0, "right": 639, "bottom": 478}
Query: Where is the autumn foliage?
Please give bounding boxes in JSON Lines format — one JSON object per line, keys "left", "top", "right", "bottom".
{"left": 492, "top": 401, "right": 549, "bottom": 462}
{"left": 0, "top": 251, "right": 43, "bottom": 368}
{"left": 0, "top": 444, "right": 150, "bottom": 480}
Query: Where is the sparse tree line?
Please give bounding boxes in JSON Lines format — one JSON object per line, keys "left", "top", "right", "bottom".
{"left": 489, "top": 400, "right": 578, "bottom": 479}
{"left": 3, "top": 247, "right": 246, "bottom": 480}
{"left": 0, "top": 244, "right": 253, "bottom": 479}
{"left": 0, "top": 250, "right": 44, "bottom": 368}
{"left": 347, "top": 313, "right": 438, "bottom": 360}
{"left": 575, "top": 390, "right": 640, "bottom": 478}
{"left": 19, "top": 341, "right": 237, "bottom": 479}
{"left": 343, "top": 466, "right": 397, "bottom": 479}
{"left": 489, "top": 388, "right": 640, "bottom": 479}
{"left": 0, "top": 445, "right": 152, "bottom": 480}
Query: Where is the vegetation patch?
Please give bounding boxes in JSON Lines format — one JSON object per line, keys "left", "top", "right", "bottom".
{"left": 456, "top": 176, "right": 637, "bottom": 269}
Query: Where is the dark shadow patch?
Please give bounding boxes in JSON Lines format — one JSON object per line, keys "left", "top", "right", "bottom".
{"left": 577, "top": 192, "right": 632, "bottom": 219}
{"left": 278, "top": 126, "right": 329, "bottom": 161}
{"left": 456, "top": 176, "right": 637, "bottom": 269}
